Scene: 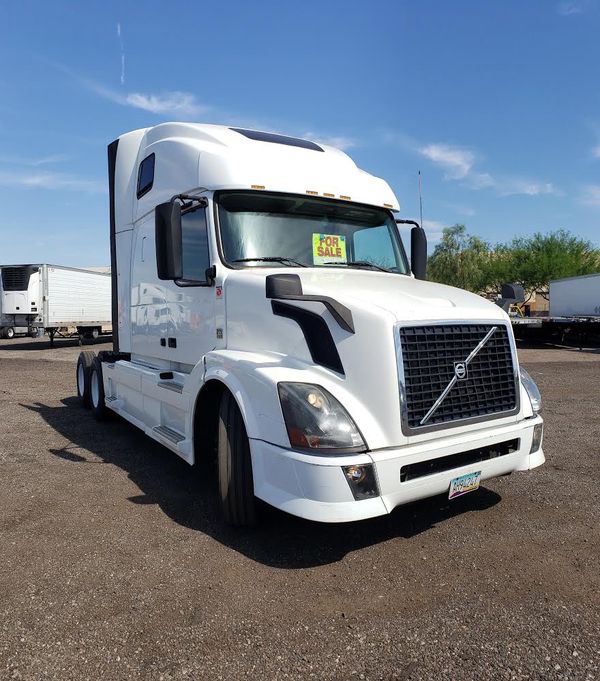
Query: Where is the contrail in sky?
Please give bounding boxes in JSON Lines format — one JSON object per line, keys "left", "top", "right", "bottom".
{"left": 117, "top": 22, "right": 125, "bottom": 85}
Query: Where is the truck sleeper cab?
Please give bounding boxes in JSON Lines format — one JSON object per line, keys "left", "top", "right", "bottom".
{"left": 77, "top": 123, "right": 544, "bottom": 526}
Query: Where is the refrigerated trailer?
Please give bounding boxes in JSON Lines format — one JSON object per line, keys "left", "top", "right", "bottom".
{"left": 549, "top": 273, "right": 600, "bottom": 318}
{"left": 75, "top": 122, "right": 544, "bottom": 527}
{"left": 0, "top": 264, "right": 111, "bottom": 341}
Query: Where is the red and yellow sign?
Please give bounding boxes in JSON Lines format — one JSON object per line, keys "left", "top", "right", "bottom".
{"left": 312, "top": 233, "right": 347, "bottom": 265}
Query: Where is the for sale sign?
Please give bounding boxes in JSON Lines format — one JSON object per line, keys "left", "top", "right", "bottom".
{"left": 312, "top": 233, "right": 347, "bottom": 265}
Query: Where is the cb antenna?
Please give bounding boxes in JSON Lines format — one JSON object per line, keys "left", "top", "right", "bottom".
{"left": 418, "top": 170, "right": 424, "bottom": 230}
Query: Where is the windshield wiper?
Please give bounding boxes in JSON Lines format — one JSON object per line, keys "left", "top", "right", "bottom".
{"left": 231, "top": 257, "right": 307, "bottom": 267}
{"left": 324, "top": 260, "right": 392, "bottom": 273}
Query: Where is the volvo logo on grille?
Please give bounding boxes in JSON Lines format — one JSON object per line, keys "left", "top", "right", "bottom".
{"left": 454, "top": 362, "right": 468, "bottom": 380}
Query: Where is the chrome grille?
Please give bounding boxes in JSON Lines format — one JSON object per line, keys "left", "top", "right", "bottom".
{"left": 397, "top": 323, "right": 518, "bottom": 431}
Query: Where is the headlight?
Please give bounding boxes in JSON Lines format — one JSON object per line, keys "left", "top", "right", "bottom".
{"left": 520, "top": 367, "right": 542, "bottom": 413}
{"left": 278, "top": 382, "right": 366, "bottom": 452}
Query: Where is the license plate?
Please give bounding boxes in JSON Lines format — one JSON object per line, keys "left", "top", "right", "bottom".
{"left": 448, "top": 471, "right": 481, "bottom": 499}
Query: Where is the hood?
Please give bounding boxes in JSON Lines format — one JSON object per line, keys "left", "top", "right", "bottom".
{"left": 236, "top": 268, "right": 506, "bottom": 323}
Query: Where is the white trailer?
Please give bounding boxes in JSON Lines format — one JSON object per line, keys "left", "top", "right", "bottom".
{"left": 0, "top": 264, "right": 111, "bottom": 341}
{"left": 549, "top": 273, "right": 600, "bottom": 318}
{"left": 76, "top": 123, "right": 544, "bottom": 527}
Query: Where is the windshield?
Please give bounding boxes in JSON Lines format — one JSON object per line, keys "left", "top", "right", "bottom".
{"left": 216, "top": 191, "right": 409, "bottom": 274}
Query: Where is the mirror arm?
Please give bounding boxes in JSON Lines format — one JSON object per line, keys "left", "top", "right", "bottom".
{"left": 171, "top": 194, "right": 208, "bottom": 213}
{"left": 395, "top": 219, "right": 421, "bottom": 229}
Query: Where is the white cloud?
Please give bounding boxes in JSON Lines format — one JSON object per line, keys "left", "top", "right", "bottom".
{"left": 80, "top": 77, "right": 208, "bottom": 118}
{"left": 423, "top": 219, "right": 446, "bottom": 243}
{"left": 0, "top": 170, "right": 104, "bottom": 193}
{"left": 31, "top": 154, "right": 70, "bottom": 166}
{"left": 418, "top": 139, "right": 558, "bottom": 197}
{"left": 497, "top": 179, "right": 558, "bottom": 197}
{"left": 0, "top": 153, "right": 69, "bottom": 167}
{"left": 557, "top": 1, "right": 588, "bottom": 15}
{"left": 303, "top": 132, "right": 356, "bottom": 151}
{"left": 581, "top": 185, "right": 600, "bottom": 205}
{"left": 592, "top": 145, "right": 600, "bottom": 158}
{"left": 124, "top": 91, "right": 205, "bottom": 116}
{"left": 396, "top": 218, "right": 445, "bottom": 244}
{"left": 418, "top": 143, "right": 474, "bottom": 179}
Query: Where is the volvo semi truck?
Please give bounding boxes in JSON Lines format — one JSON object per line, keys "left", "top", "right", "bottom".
{"left": 0, "top": 264, "right": 111, "bottom": 341}
{"left": 76, "top": 123, "right": 544, "bottom": 526}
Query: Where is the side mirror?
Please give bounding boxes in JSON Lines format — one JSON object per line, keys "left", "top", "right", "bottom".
{"left": 155, "top": 200, "right": 183, "bottom": 280}
{"left": 410, "top": 226, "right": 427, "bottom": 280}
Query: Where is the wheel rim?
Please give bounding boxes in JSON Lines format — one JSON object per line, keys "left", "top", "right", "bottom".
{"left": 7, "top": 328, "right": 14, "bottom": 338}
{"left": 77, "top": 364, "right": 85, "bottom": 396}
{"left": 91, "top": 370, "right": 100, "bottom": 408}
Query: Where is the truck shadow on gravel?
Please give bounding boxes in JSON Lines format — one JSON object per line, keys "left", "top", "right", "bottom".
{"left": 26, "top": 397, "right": 501, "bottom": 569}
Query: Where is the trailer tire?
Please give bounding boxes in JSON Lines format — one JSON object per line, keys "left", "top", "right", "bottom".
{"left": 76, "top": 351, "right": 96, "bottom": 408}
{"left": 217, "top": 391, "right": 257, "bottom": 527}
{"left": 89, "top": 357, "right": 108, "bottom": 421}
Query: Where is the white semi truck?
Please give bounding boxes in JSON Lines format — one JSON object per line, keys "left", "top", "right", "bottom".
{"left": 76, "top": 123, "right": 544, "bottom": 526}
{"left": 0, "top": 264, "right": 111, "bottom": 341}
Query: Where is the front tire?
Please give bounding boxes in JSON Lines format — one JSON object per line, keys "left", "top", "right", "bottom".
{"left": 5, "top": 327, "right": 14, "bottom": 339}
{"left": 89, "top": 357, "right": 108, "bottom": 421}
{"left": 217, "top": 391, "right": 257, "bottom": 527}
{"left": 76, "top": 351, "right": 96, "bottom": 408}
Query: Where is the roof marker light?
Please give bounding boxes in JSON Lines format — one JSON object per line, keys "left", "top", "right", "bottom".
{"left": 340, "top": 195, "right": 351, "bottom": 200}
{"left": 323, "top": 192, "right": 335, "bottom": 198}
{"left": 251, "top": 184, "right": 265, "bottom": 190}
{"left": 384, "top": 203, "right": 393, "bottom": 208}
{"left": 306, "top": 190, "right": 319, "bottom": 196}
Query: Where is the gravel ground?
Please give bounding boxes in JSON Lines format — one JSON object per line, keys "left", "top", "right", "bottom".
{"left": 0, "top": 338, "right": 598, "bottom": 680}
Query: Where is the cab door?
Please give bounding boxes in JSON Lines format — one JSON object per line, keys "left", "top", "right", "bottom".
{"left": 161, "top": 203, "right": 215, "bottom": 367}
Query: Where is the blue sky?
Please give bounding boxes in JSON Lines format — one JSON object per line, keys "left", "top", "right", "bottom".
{"left": 0, "top": 0, "right": 598, "bottom": 266}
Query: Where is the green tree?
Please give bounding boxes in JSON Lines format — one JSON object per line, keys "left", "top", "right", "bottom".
{"left": 497, "top": 230, "right": 600, "bottom": 298}
{"left": 427, "top": 224, "right": 492, "bottom": 292}
{"left": 428, "top": 226, "right": 600, "bottom": 299}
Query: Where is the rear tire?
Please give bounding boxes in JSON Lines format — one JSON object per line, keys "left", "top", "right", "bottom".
{"left": 5, "top": 327, "right": 14, "bottom": 339}
{"left": 89, "top": 357, "right": 108, "bottom": 420}
{"left": 76, "top": 351, "right": 96, "bottom": 408}
{"left": 217, "top": 391, "right": 257, "bottom": 527}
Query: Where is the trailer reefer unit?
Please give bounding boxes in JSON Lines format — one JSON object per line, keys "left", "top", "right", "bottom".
{"left": 549, "top": 273, "right": 600, "bottom": 319}
{"left": 76, "top": 123, "right": 544, "bottom": 526}
{"left": 0, "top": 264, "right": 111, "bottom": 340}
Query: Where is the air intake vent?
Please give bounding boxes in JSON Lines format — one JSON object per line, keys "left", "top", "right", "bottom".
{"left": 397, "top": 323, "right": 518, "bottom": 432}
{"left": 1, "top": 266, "right": 38, "bottom": 291}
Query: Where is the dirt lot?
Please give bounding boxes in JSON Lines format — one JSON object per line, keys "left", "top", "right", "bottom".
{"left": 0, "top": 337, "right": 598, "bottom": 680}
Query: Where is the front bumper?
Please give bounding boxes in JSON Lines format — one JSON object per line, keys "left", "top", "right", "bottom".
{"left": 249, "top": 416, "right": 544, "bottom": 523}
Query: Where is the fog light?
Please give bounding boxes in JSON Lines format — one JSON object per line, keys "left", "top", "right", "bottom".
{"left": 342, "top": 464, "right": 379, "bottom": 500}
{"left": 530, "top": 422, "right": 543, "bottom": 454}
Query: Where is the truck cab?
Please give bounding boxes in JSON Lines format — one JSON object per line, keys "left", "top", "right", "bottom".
{"left": 78, "top": 122, "right": 544, "bottom": 526}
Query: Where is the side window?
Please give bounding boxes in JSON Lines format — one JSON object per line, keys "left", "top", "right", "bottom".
{"left": 137, "top": 153, "right": 155, "bottom": 199}
{"left": 181, "top": 208, "right": 210, "bottom": 282}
